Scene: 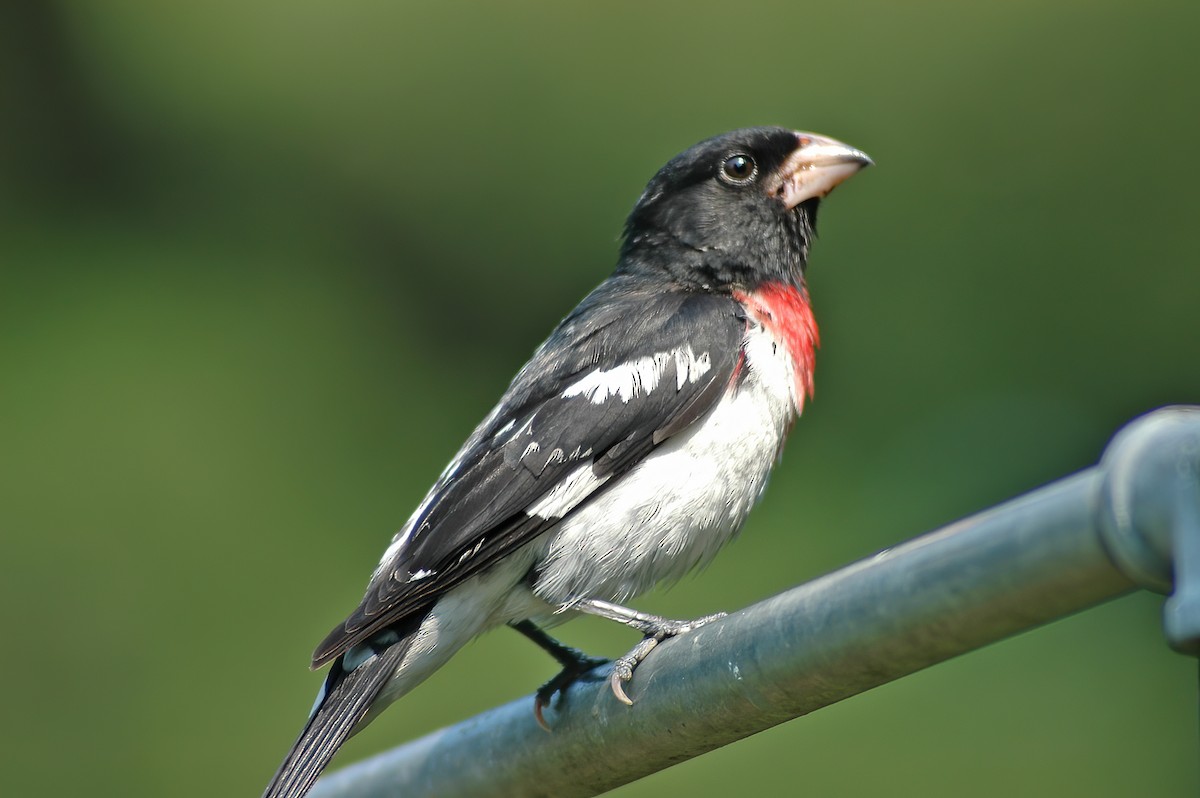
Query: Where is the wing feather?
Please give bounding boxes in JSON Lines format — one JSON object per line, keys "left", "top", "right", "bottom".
{"left": 313, "top": 280, "right": 745, "bottom": 667}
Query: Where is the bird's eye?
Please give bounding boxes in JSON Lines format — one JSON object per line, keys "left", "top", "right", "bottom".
{"left": 719, "top": 154, "right": 757, "bottom": 184}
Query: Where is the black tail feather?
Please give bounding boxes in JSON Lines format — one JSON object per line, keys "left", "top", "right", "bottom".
{"left": 261, "top": 635, "right": 415, "bottom": 798}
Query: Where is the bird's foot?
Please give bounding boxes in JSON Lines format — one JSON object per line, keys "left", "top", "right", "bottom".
{"left": 635, "top": 611, "right": 728, "bottom": 638}
{"left": 510, "top": 620, "right": 609, "bottom": 730}
{"left": 532, "top": 651, "right": 610, "bottom": 731}
{"left": 566, "top": 600, "right": 728, "bottom": 705}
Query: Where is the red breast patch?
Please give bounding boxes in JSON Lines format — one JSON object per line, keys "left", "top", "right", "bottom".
{"left": 732, "top": 282, "right": 820, "bottom": 411}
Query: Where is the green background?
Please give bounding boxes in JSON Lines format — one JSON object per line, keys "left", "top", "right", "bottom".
{"left": 3, "top": 1, "right": 1197, "bottom": 795}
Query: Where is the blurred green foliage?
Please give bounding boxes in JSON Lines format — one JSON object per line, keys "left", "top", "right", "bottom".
{"left": 2, "top": 1, "right": 1197, "bottom": 795}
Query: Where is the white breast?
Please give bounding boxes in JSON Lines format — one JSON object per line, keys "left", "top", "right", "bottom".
{"left": 531, "top": 321, "right": 800, "bottom": 606}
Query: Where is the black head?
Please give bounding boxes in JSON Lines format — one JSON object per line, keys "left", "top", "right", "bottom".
{"left": 619, "top": 127, "right": 871, "bottom": 291}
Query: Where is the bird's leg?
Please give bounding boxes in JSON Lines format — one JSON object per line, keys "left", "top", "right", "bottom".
{"left": 510, "top": 620, "right": 608, "bottom": 730}
{"left": 572, "top": 598, "right": 727, "bottom": 705}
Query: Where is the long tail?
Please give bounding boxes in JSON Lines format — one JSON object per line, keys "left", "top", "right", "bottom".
{"left": 261, "top": 633, "right": 416, "bottom": 798}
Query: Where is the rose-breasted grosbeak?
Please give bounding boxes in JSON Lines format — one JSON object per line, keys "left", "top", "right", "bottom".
{"left": 263, "top": 127, "right": 871, "bottom": 798}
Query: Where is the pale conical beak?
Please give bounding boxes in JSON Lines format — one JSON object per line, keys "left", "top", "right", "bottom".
{"left": 772, "top": 131, "right": 873, "bottom": 209}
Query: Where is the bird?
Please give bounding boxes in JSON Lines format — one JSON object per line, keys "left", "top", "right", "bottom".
{"left": 262, "top": 126, "right": 871, "bottom": 798}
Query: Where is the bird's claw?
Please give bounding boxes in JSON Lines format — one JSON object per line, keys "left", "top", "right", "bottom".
{"left": 607, "top": 611, "right": 727, "bottom": 706}
{"left": 533, "top": 694, "right": 554, "bottom": 732}
{"left": 609, "top": 656, "right": 637, "bottom": 706}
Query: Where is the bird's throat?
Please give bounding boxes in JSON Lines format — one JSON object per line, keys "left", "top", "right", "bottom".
{"left": 733, "top": 282, "right": 819, "bottom": 412}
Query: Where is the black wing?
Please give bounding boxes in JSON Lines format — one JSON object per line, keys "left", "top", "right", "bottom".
{"left": 313, "top": 277, "right": 745, "bottom": 667}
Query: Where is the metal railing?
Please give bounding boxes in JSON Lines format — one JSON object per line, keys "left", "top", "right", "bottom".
{"left": 309, "top": 406, "right": 1200, "bottom": 798}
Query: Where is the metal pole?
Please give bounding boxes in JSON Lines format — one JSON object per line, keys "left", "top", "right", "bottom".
{"left": 310, "top": 406, "right": 1200, "bottom": 798}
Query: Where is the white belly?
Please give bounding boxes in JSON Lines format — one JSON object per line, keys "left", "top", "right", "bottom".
{"left": 531, "top": 322, "right": 800, "bottom": 606}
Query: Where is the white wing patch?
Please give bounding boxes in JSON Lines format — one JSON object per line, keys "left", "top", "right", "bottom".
{"left": 673, "top": 346, "right": 712, "bottom": 390}
{"left": 527, "top": 463, "right": 610, "bottom": 520}
{"left": 561, "top": 346, "right": 712, "bottom": 405}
